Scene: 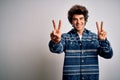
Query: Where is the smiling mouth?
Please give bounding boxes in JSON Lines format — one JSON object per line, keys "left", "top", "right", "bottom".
{"left": 76, "top": 25, "right": 82, "bottom": 28}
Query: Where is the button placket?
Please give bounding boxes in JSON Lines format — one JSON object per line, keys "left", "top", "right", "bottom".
{"left": 81, "top": 50, "right": 85, "bottom": 63}
{"left": 81, "top": 59, "right": 84, "bottom": 63}
{"left": 82, "top": 77, "right": 85, "bottom": 80}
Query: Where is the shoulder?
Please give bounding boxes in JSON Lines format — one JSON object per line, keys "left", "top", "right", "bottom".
{"left": 86, "top": 29, "right": 97, "bottom": 36}
{"left": 84, "top": 28, "right": 98, "bottom": 39}
{"left": 61, "top": 29, "right": 76, "bottom": 38}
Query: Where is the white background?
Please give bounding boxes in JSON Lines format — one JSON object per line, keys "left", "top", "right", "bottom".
{"left": 0, "top": 0, "right": 120, "bottom": 80}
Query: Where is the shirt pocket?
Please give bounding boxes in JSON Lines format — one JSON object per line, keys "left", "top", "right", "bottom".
{"left": 66, "top": 37, "right": 79, "bottom": 49}
{"left": 87, "top": 40, "right": 98, "bottom": 49}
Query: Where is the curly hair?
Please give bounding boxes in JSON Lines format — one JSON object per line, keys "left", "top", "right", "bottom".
{"left": 68, "top": 5, "right": 89, "bottom": 24}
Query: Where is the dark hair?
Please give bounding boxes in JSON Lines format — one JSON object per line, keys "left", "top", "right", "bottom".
{"left": 68, "top": 5, "right": 89, "bottom": 24}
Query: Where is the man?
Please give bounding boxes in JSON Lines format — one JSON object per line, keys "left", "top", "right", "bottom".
{"left": 49, "top": 4, "right": 113, "bottom": 80}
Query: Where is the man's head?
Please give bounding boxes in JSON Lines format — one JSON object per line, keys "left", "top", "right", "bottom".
{"left": 68, "top": 5, "right": 89, "bottom": 34}
{"left": 68, "top": 5, "right": 89, "bottom": 24}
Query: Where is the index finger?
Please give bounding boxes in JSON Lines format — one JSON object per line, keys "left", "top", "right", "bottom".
{"left": 96, "top": 22, "right": 100, "bottom": 32}
{"left": 52, "top": 20, "right": 56, "bottom": 30}
{"left": 101, "top": 21, "right": 103, "bottom": 31}
{"left": 58, "top": 20, "right": 62, "bottom": 30}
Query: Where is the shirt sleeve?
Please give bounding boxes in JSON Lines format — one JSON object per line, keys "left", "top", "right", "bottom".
{"left": 48, "top": 34, "right": 66, "bottom": 54}
{"left": 97, "top": 39, "right": 113, "bottom": 59}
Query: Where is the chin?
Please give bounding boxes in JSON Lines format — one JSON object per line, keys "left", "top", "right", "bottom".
{"left": 76, "top": 28, "right": 82, "bottom": 30}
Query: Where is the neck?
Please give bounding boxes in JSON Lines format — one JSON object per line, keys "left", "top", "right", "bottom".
{"left": 77, "top": 28, "right": 84, "bottom": 35}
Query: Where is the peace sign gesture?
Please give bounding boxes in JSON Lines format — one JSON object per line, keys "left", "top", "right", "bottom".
{"left": 50, "top": 20, "right": 62, "bottom": 43}
{"left": 96, "top": 21, "right": 107, "bottom": 40}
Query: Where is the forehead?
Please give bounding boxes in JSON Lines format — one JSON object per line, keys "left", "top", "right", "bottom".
{"left": 72, "top": 14, "right": 84, "bottom": 18}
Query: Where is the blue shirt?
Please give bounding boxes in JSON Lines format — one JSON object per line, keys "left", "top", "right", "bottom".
{"left": 49, "top": 28, "right": 113, "bottom": 80}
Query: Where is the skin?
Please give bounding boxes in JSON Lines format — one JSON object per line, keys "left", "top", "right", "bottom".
{"left": 50, "top": 20, "right": 62, "bottom": 43}
{"left": 50, "top": 14, "right": 107, "bottom": 43}
{"left": 72, "top": 14, "right": 85, "bottom": 35}
{"left": 96, "top": 21, "right": 107, "bottom": 40}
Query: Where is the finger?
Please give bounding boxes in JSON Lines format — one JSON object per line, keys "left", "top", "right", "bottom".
{"left": 51, "top": 31, "right": 56, "bottom": 37}
{"left": 58, "top": 20, "right": 62, "bottom": 30}
{"left": 50, "top": 32, "right": 54, "bottom": 38}
{"left": 96, "top": 22, "right": 100, "bottom": 32}
{"left": 101, "top": 21, "right": 103, "bottom": 31}
{"left": 51, "top": 33, "right": 57, "bottom": 40}
{"left": 100, "top": 30, "right": 106, "bottom": 35}
{"left": 53, "top": 30, "right": 56, "bottom": 36}
{"left": 52, "top": 20, "right": 56, "bottom": 30}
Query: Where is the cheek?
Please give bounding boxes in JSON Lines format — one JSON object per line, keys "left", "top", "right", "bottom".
{"left": 72, "top": 20, "right": 76, "bottom": 24}
{"left": 83, "top": 20, "right": 86, "bottom": 24}
{"left": 72, "top": 21, "right": 76, "bottom": 26}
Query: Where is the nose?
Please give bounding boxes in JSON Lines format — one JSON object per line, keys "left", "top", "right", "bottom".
{"left": 77, "top": 19, "right": 80, "bottom": 24}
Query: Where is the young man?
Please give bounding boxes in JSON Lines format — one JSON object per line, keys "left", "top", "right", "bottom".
{"left": 49, "top": 5, "right": 113, "bottom": 80}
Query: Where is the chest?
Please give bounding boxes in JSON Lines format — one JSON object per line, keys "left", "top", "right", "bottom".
{"left": 65, "top": 36, "right": 99, "bottom": 50}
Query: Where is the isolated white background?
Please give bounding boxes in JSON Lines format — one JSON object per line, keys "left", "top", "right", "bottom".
{"left": 0, "top": 0, "right": 120, "bottom": 80}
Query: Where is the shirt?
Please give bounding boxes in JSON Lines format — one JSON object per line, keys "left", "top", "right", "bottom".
{"left": 79, "top": 34, "right": 82, "bottom": 41}
{"left": 49, "top": 28, "right": 113, "bottom": 80}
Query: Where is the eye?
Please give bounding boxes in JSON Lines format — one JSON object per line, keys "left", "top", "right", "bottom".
{"left": 72, "top": 18, "right": 77, "bottom": 21}
{"left": 80, "top": 17, "right": 84, "bottom": 20}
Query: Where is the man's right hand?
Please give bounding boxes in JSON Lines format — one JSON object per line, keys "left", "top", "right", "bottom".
{"left": 50, "top": 20, "right": 62, "bottom": 43}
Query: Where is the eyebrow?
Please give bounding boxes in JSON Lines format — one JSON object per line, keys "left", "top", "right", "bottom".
{"left": 72, "top": 16, "right": 84, "bottom": 19}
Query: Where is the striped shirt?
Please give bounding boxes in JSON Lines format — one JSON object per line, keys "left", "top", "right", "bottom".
{"left": 49, "top": 28, "right": 113, "bottom": 80}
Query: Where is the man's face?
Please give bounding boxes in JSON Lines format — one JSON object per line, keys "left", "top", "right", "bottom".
{"left": 72, "top": 14, "right": 85, "bottom": 32}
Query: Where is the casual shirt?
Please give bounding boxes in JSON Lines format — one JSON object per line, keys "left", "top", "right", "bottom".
{"left": 49, "top": 28, "right": 113, "bottom": 80}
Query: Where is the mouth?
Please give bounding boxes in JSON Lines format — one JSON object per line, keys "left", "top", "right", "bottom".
{"left": 76, "top": 24, "right": 82, "bottom": 28}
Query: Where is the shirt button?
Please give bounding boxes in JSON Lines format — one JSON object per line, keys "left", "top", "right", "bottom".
{"left": 80, "top": 43, "right": 82, "bottom": 46}
{"left": 82, "top": 50, "right": 84, "bottom": 54}
{"left": 82, "top": 77, "right": 84, "bottom": 80}
{"left": 82, "top": 60, "right": 84, "bottom": 62}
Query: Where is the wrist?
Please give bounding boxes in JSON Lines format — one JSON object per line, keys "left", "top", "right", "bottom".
{"left": 51, "top": 38, "right": 61, "bottom": 44}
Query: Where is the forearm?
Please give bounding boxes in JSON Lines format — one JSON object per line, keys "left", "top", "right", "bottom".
{"left": 49, "top": 40, "right": 64, "bottom": 53}
{"left": 98, "top": 39, "right": 113, "bottom": 59}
